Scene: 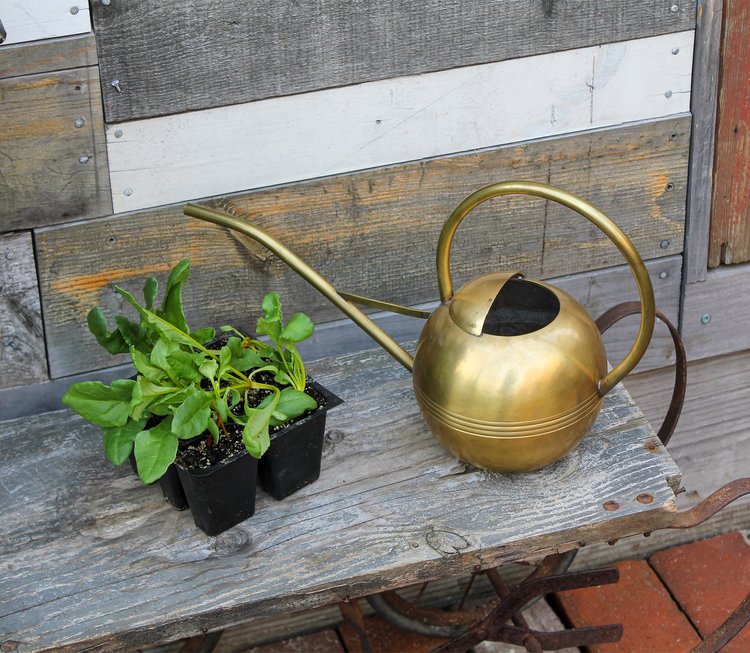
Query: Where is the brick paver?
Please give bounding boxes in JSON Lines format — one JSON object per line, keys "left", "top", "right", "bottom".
{"left": 650, "top": 532, "right": 750, "bottom": 653}
{"left": 555, "top": 559, "right": 701, "bottom": 652}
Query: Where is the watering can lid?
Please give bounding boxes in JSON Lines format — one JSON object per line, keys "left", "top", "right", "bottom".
{"left": 448, "top": 271, "right": 560, "bottom": 337}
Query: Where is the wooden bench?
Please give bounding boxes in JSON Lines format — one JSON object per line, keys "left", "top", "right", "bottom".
{"left": 0, "top": 340, "right": 692, "bottom": 652}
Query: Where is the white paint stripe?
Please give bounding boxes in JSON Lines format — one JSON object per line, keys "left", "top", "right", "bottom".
{"left": 107, "top": 31, "right": 694, "bottom": 214}
{"left": 0, "top": 1, "right": 91, "bottom": 45}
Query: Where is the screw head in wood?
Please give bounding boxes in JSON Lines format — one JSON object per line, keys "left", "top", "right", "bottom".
{"left": 672, "top": 47, "right": 680, "bottom": 55}
{"left": 660, "top": 239, "right": 670, "bottom": 249}
{"left": 670, "top": 4, "right": 679, "bottom": 13}
{"left": 102, "top": 0, "right": 111, "bottom": 4}
{"left": 701, "top": 313, "right": 711, "bottom": 325}
{"left": 123, "top": 188, "right": 133, "bottom": 197}
{"left": 114, "top": 129, "right": 123, "bottom": 138}
{"left": 659, "top": 271, "right": 668, "bottom": 279}
{"left": 665, "top": 90, "right": 673, "bottom": 98}
{"left": 74, "top": 118, "right": 85, "bottom": 128}
{"left": 603, "top": 501, "right": 620, "bottom": 511}
{"left": 79, "top": 155, "right": 89, "bottom": 163}
{"left": 70, "top": 6, "right": 79, "bottom": 14}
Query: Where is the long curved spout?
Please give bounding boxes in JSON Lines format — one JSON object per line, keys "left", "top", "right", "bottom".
{"left": 184, "top": 203, "right": 415, "bottom": 372}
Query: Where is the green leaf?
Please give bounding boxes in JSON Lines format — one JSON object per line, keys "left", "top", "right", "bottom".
{"left": 102, "top": 418, "right": 147, "bottom": 465}
{"left": 281, "top": 312, "right": 314, "bottom": 343}
{"left": 257, "top": 292, "right": 282, "bottom": 340}
{"left": 62, "top": 380, "right": 134, "bottom": 428}
{"left": 150, "top": 336, "right": 179, "bottom": 373}
{"left": 143, "top": 276, "right": 158, "bottom": 311}
{"left": 160, "top": 259, "right": 191, "bottom": 333}
{"left": 115, "top": 315, "right": 153, "bottom": 352}
{"left": 227, "top": 337, "right": 266, "bottom": 371}
{"left": 262, "top": 291, "right": 282, "bottom": 319}
{"left": 134, "top": 422, "right": 178, "bottom": 484}
{"left": 190, "top": 327, "right": 215, "bottom": 344}
{"left": 269, "top": 387, "right": 318, "bottom": 425}
{"left": 86, "top": 308, "right": 129, "bottom": 355}
{"left": 130, "top": 347, "right": 165, "bottom": 382}
{"left": 172, "top": 391, "right": 212, "bottom": 439}
{"left": 242, "top": 391, "right": 278, "bottom": 458}
{"left": 147, "top": 388, "right": 193, "bottom": 416}
{"left": 199, "top": 358, "right": 218, "bottom": 380}
{"left": 166, "top": 349, "right": 202, "bottom": 383}
{"left": 131, "top": 376, "right": 180, "bottom": 418}
{"left": 206, "top": 417, "right": 220, "bottom": 442}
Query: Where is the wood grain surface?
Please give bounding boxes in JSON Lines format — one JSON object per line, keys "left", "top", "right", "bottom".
{"left": 626, "top": 348, "right": 750, "bottom": 510}
{"left": 91, "top": 0, "right": 696, "bottom": 122}
{"left": 0, "top": 345, "right": 680, "bottom": 652}
{"left": 0, "top": 232, "right": 47, "bottom": 388}
{"left": 682, "top": 263, "right": 750, "bottom": 361}
{"left": 105, "top": 31, "right": 694, "bottom": 213}
{"left": 0, "top": 34, "right": 97, "bottom": 79}
{"left": 685, "top": 0, "right": 723, "bottom": 282}
{"left": 36, "top": 116, "right": 691, "bottom": 378}
{"left": 708, "top": 0, "right": 750, "bottom": 267}
{"left": 0, "top": 66, "right": 111, "bottom": 232}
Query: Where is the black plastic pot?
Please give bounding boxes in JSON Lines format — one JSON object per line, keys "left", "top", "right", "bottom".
{"left": 259, "top": 381, "right": 343, "bottom": 500}
{"left": 176, "top": 451, "right": 258, "bottom": 536}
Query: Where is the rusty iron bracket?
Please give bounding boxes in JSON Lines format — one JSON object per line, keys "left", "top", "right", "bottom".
{"left": 667, "top": 478, "right": 750, "bottom": 530}
{"left": 431, "top": 567, "right": 623, "bottom": 653}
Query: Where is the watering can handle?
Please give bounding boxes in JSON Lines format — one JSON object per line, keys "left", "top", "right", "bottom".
{"left": 436, "top": 181, "right": 655, "bottom": 397}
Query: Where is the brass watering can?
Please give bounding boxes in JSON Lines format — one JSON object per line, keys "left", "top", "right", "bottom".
{"left": 184, "top": 181, "right": 655, "bottom": 472}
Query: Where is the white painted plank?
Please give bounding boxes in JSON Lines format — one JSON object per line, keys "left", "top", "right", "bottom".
{"left": 107, "top": 31, "right": 694, "bottom": 213}
{"left": 0, "top": 0, "right": 91, "bottom": 45}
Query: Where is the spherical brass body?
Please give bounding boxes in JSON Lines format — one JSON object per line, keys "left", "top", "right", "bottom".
{"left": 412, "top": 272, "right": 607, "bottom": 472}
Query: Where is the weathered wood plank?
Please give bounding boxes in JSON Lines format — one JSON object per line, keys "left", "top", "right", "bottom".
{"left": 0, "top": 1, "right": 91, "bottom": 46}
{"left": 685, "top": 0, "right": 723, "bottom": 283}
{"left": 708, "top": 0, "right": 750, "bottom": 267}
{"left": 0, "top": 34, "right": 97, "bottom": 79}
{"left": 37, "top": 117, "right": 690, "bottom": 378}
{"left": 106, "top": 31, "right": 694, "bottom": 213}
{"left": 91, "top": 0, "right": 695, "bottom": 123}
{"left": 0, "top": 66, "right": 112, "bottom": 232}
{"left": 625, "top": 348, "right": 750, "bottom": 509}
{"left": 0, "top": 232, "right": 47, "bottom": 387}
{"left": 681, "top": 263, "right": 750, "bottom": 361}
{"left": 0, "top": 345, "right": 680, "bottom": 652}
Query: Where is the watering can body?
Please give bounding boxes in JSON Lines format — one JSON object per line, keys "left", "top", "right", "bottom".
{"left": 413, "top": 272, "right": 607, "bottom": 471}
{"left": 185, "top": 181, "right": 654, "bottom": 473}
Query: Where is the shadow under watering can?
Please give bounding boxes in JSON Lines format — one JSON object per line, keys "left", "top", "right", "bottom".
{"left": 184, "top": 181, "right": 655, "bottom": 472}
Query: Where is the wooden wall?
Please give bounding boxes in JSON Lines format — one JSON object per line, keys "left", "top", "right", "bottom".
{"left": 0, "top": 1, "right": 728, "bottom": 409}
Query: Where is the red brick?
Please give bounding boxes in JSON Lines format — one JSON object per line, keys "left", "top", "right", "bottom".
{"left": 241, "top": 628, "right": 345, "bottom": 653}
{"left": 555, "top": 559, "right": 701, "bottom": 652}
{"left": 650, "top": 532, "right": 750, "bottom": 653}
{"left": 338, "top": 614, "right": 449, "bottom": 653}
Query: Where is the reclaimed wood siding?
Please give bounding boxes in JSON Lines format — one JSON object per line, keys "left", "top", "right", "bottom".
{"left": 36, "top": 117, "right": 690, "bottom": 377}
{"left": 682, "top": 263, "right": 750, "bottom": 361}
{"left": 684, "top": 0, "right": 723, "bottom": 283}
{"left": 106, "top": 31, "right": 694, "bottom": 213}
{"left": 0, "top": 34, "right": 97, "bottom": 79}
{"left": 708, "top": 0, "right": 750, "bottom": 267}
{"left": 92, "top": 0, "right": 696, "bottom": 123}
{"left": 0, "top": 1, "right": 91, "bottom": 46}
{"left": 0, "top": 232, "right": 48, "bottom": 387}
{"left": 0, "top": 66, "right": 112, "bottom": 232}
